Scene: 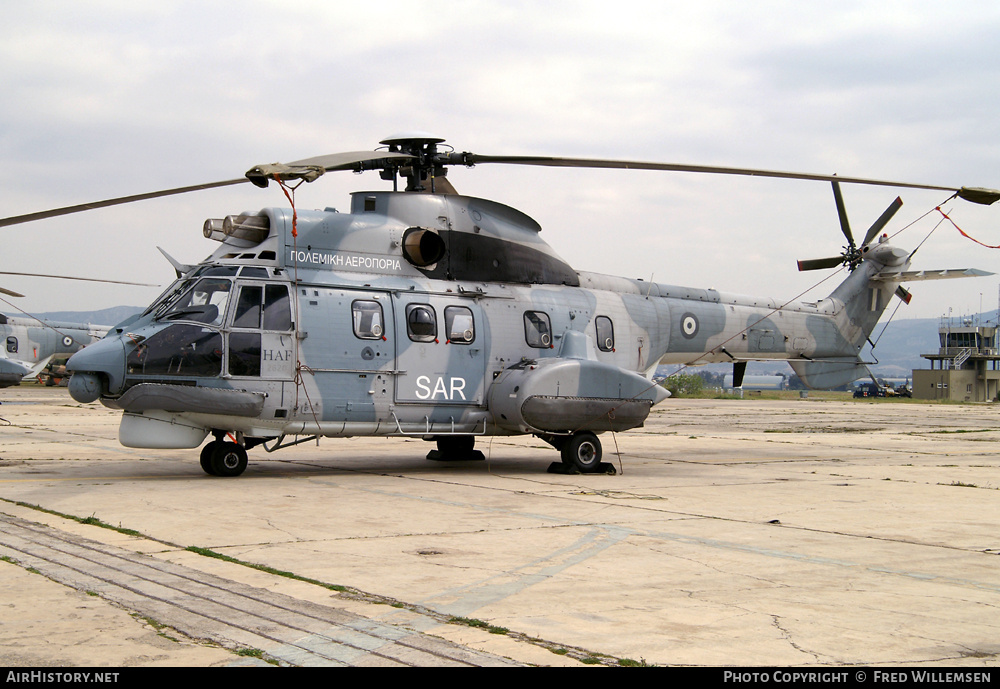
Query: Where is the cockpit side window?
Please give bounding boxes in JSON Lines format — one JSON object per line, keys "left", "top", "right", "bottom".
{"left": 231, "top": 284, "right": 292, "bottom": 332}
{"left": 229, "top": 332, "right": 261, "bottom": 377}
{"left": 262, "top": 285, "right": 292, "bottom": 331}
{"left": 6, "top": 336, "right": 17, "bottom": 353}
{"left": 163, "top": 278, "right": 232, "bottom": 326}
{"left": 126, "top": 325, "right": 223, "bottom": 377}
{"left": 233, "top": 286, "right": 262, "bottom": 328}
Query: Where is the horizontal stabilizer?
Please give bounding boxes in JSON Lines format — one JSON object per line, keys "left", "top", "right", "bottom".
{"left": 871, "top": 268, "right": 993, "bottom": 282}
{"left": 27, "top": 355, "right": 54, "bottom": 377}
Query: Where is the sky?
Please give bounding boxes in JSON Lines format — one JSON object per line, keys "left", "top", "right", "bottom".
{"left": 1, "top": 0, "right": 999, "bottom": 322}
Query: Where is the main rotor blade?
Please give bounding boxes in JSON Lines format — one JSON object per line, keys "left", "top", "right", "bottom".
{"left": 0, "top": 286, "right": 24, "bottom": 298}
{"left": 860, "top": 196, "right": 903, "bottom": 249}
{"left": 0, "top": 178, "right": 249, "bottom": 229}
{"left": 285, "top": 150, "right": 415, "bottom": 170}
{"left": 457, "top": 154, "right": 1000, "bottom": 203}
{"left": 797, "top": 256, "right": 844, "bottom": 272}
{"left": 832, "top": 181, "right": 854, "bottom": 248}
{"left": 0, "top": 271, "right": 159, "bottom": 287}
{"left": 0, "top": 151, "right": 417, "bottom": 229}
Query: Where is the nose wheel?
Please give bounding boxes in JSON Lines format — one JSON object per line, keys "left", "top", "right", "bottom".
{"left": 200, "top": 440, "right": 248, "bottom": 477}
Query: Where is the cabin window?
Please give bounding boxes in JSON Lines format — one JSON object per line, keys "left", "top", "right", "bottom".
{"left": 229, "top": 332, "right": 261, "bottom": 377}
{"left": 352, "top": 300, "right": 384, "bottom": 340}
{"left": 126, "top": 325, "right": 223, "bottom": 377}
{"left": 406, "top": 304, "right": 437, "bottom": 342}
{"left": 445, "top": 306, "right": 475, "bottom": 344}
{"left": 6, "top": 336, "right": 17, "bottom": 353}
{"left": 524, "top": 311, "right": 552, "bottom": 348}
{"left": 596, "top": 316, "right": 615, "bottom": 352}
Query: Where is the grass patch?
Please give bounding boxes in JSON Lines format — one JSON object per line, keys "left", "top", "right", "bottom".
{"left": 184, "top": 546, "right": 348, "bottom": 593}
{"left": 448, "top": 616, "right": 510, "bottom": 635}
{"left": 130, "top": 613, "right": 180, "bottom": 643}
{"left": 618, "top": 657, "right": 651, "bottom": 667}
{"left": 4, "top": 500, "right": 145, "bottom": 538}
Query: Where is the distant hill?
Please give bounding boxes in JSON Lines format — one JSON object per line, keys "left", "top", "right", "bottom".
{"left": 34, "top": 305, "right": 144, "bottom": 328}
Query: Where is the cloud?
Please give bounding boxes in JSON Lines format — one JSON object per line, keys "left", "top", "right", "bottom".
{"left": 0, "top": 1, "right": 997, "bottom": 320}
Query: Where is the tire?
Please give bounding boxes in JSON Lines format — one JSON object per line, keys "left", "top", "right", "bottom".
{"left": 199, "top": 440, "right": 224, "bottom": 476}
{"left": 560, "top": 431, "right": 602, "bottom": 472}
{"left": 210, "top": 442, "right": 248, "bottom": 477}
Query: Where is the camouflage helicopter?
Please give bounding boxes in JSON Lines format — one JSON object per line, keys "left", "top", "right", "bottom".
{"left": 1, "top": 133, "right": 995, "bottom": 475}
{"left": 0, "top": 272, "right": 156, "bottom": 387}
{"left": 0, "top": 313, "right": 109, "bottom": 387}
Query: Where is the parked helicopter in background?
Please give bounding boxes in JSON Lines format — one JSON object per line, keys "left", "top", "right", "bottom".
{"left": 0, "top": 272, "right": 157, "bottom": 388}
{"left": 1, "top": 133, "right": 995, "bottom": 475}
{"left": 0, "top": 313, "right": 110, "bottom": 387}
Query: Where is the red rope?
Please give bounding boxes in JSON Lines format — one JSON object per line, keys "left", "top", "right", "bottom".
{"left": 937, "top": 206, "right": 1000, "bottom": 249}
{"left": 275, "top": 175, "right": 298, "bottom": 238}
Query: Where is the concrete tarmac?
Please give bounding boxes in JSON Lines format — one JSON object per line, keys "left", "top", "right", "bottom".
{"left": 1, "top": 387, "right": 999, "bottom": 667}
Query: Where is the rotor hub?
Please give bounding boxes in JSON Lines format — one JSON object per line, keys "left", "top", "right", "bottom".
{"left": 378, "top": 132, "right": 451, "bottom": 192}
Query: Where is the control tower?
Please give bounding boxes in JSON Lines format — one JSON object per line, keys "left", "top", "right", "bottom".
{"left": 913, "top": 318, "right": 1000, "bottom": 401}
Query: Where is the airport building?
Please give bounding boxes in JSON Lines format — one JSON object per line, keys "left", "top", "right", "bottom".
{"left": 913, "top": 319, "right": 1000, "bottom": 402}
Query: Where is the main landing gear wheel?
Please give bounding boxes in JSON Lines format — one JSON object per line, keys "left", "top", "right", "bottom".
{"left": 560, "top": 431, "right": 603, "bottom": 473}
{"left": 200, "top": 440, "right": 224, "bottom": 475}
{"left": 207, "top": 441, "right": 248, "bottom": 477}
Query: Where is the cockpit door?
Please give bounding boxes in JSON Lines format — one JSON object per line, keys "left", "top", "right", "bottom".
{"left": 226, "top": 282, "right": 296, "bottom": 381}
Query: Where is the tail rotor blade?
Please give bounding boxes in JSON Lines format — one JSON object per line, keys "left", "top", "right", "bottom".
{"left": 798, "top": 256, "right": 844, "bottom": 272}
{"left": 832, "top": 180, "right": 854, "bottom": 248}
{"left": 860, "top": 196, "right": 903, "bottom": 248}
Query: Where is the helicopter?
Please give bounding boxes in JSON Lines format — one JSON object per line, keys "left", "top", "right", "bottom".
{"left": 0, "top": 313, "right": 110, "bottom": 387}
{"left": 0, "top": 272, "right": 158, "bottom": 387}
{"left": 1, "top": 133, "right": 995, "bottom": 475}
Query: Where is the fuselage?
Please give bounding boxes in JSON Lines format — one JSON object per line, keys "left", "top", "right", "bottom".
{"left": 66, "top": 190, "right": 905, "bottom": 448}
